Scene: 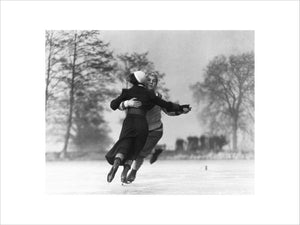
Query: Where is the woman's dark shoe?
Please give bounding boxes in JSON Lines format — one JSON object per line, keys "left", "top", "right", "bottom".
{"left": 126, "top": 169, "right": 137, "bottom": 184}
{"left": 121, "top": 165, "right": 131, "bottom": 183}
{"left": 107, "top": 158, "right": 121, "bottom": 183}
{"left": 150, "top": 149, "right": 163, "bottom": 164}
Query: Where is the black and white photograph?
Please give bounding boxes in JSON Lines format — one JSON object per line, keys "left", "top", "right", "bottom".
{"left": 45, "top": 30, "right": 255, "bottom": 195}
{"left": 1, "top": 1, "right": 299, "bottom": 225}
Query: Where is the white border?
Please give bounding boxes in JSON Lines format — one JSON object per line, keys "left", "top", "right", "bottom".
{"left": 1, "top": 1, "right": 299, "bottom": 224}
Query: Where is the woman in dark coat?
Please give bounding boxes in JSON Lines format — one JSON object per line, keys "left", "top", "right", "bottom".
{"left": 106, "top": 71, "right": 186, "bottom": 183}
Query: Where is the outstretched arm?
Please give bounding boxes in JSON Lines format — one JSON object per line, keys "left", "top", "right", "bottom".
{"left": 162, "top": 105, "right": 192, "bottom": 116}
{"left": 151, "top": 96, "right": 180, "bottom": 112}
{"left": 150, "top": 91, "right": 191, "bottom": 113}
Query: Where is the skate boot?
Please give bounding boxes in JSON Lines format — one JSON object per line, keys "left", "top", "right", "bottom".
{"left": 107, "top": 158, "right": 121, "bottom": 183}
{"left": 150, "top": 148, "right": 163, "bottom": 164}
{"left": 126, "top": 169, "right": 137, "bottom": 184}
{"left": 121, "top": 164, "right": 131, "bottom": 183}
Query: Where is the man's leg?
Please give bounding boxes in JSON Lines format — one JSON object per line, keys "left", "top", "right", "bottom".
{"left": 126, "top": 130, "right": 163, "bottom": 183}
{"left": 126, "top": 156, "right": 144, "bottom": 183}
{"left": 133, "top": 156, "right": 144, "bottom": 170}
{"left": 121, "top": 159, "right": 132, "bottom": 183}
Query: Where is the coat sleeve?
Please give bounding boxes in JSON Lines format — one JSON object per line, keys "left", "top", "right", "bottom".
{"left": 110, "top": 89, "right": 128, "bottom": 110}
{"left": 161, "top": 107, "right": 182, "bottom": 116}
{"left": 149, "top": 90, "right": 180, "bottom": 112}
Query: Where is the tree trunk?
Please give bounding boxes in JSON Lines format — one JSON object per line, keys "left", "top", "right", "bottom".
{"left": 61, "top": 33, "right": 77, "bottom": 158}
{"left": 45, "top": 34, "right": 53, "bottom": 109}
{"left": 46, "top": 47, "right": 52, "bottom": 109}
{"left": 232, "top": 117, "right": 238, "bottom": 152}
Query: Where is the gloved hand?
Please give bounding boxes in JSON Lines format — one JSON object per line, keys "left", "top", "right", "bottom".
{"left": 125, "top": 98, "right": 142, "bottom": 108}
{"left": 179, "top": 104, "right": 192, "bottom": 113}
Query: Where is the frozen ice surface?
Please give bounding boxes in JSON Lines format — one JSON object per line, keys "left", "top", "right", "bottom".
{"left": 46, "top": 160, "right": 254, "bottom": 195}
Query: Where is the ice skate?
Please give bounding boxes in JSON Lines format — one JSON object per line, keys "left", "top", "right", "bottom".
{"left": 150, "top": 149, "right": 163, "bottom": 164}
{"left": 126, "top": 169, "right": 137, "bottom": 184}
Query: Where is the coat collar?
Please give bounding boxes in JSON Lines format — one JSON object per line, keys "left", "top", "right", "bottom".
{"left": 138, "top": 83, "right": 146, "bottom": 88}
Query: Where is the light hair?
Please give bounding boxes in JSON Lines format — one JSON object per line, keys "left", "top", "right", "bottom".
{"left": 148, "top": 71, "right": 159, "bottom": 84}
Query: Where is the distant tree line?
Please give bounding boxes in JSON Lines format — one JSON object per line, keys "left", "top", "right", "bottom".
{"left": 175, "top": 134, "right": 228, "bottom": 153}
{"left": 46, "top": 30, "right": 169, "bottom": 158}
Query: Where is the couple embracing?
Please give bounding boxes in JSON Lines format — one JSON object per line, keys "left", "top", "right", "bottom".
{"left": 105, "top": 71, "right": 191, "bottom": 184}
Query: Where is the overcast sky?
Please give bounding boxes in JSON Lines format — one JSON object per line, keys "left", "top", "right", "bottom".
{"left": 102, "top": 30, "right": 254, "bottom": 149}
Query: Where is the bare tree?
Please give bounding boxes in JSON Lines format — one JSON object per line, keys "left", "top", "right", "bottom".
{"left": 191, "top": 52, "right": 254, "bottom": 151}
{"left": 46, "top": 30, "right": 117, "bottom": 157}
{"left": 45, "top": 30, "right": 65, "bottom": 109}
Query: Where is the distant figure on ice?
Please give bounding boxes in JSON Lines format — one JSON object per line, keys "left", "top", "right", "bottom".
{"left": 106, "top": 71, "right": 190, "bottom": 183}
{"left": 119, "top": 71, "right": 191, "bottom": 183}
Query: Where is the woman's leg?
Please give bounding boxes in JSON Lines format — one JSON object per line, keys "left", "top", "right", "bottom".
{"left": 107, "top": 134, "right": 135, "bottom": 183}
{"left": 121, "top": 160, "right": 132, "bottom": 183}
{"left": 107, "top": 153, "right": 124, "bottom": 183}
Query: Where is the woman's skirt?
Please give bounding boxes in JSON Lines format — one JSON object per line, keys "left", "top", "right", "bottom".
{"left": 105, "top": 114, "right": 148, "bottom": 165}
